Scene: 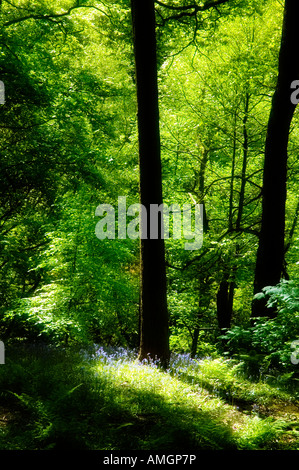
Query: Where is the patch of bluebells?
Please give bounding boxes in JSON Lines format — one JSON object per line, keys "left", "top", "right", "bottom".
{"left": 91, "top": 345, "right": 138, "bottom": 365}
{"left": 86, "top": 345, "right": 204, "bottom": 380}
{"left": 139, "top": 354, "right": 165, "bottom": 369}
{"left": 168, "top": 352, "right": 201, "bottom": 377}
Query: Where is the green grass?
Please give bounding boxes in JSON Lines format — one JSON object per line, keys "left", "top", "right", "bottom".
{"left": 0, "top": 344, "right": 298, "bottom": 450}
{"left": 177, "top": 357, "right": 295, "bottom": 405}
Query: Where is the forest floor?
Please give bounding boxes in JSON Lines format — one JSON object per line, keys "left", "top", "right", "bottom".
{"left": 0, "top": 344, "right": 298, "bottom": 451}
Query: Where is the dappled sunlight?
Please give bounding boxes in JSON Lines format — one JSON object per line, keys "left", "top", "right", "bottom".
{"left": 0, "top": 0, "right": 299, "bottom": 454}
{"left": 0, "top": 344, "right": 297, "bottom": 450}
{"left": 88, "top": 347, "right": 298, "bottom": 450}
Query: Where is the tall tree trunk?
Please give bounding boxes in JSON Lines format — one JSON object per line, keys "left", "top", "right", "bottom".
{"left": 191, "top": 326, "right": 200, "bottom": 359}
{"left": 216, "top": 279, "right": 235, "bottom": 332}
{"left": 228, "top": 112, "right": 237, "bottom": 231}
{"left": 131, "top": 0, "right": 170, "bottom": 367}
{"left": 198, "top": 146, "right": 210, "bottom": 232}
{"left": 252, "top": 0, "right": 299, "bottom": 318}
{"left": 236, "top": 93, "right": 250, "bottom": 231}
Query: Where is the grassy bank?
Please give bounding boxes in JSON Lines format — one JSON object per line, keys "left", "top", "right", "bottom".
{"left": 0, "top": 344, "right": 298, "bottom": 450}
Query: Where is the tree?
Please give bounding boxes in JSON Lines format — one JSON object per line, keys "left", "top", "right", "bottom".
{"left": 0, "top": 1, "right": 140, "bottom": 346}
{"left": 252, "top": 0, "right": 299, "bottom": 318}
{"left": 130, "top": 0, "right": 170, "bottom": 367}
{"left": 158, "top": 4, "right": 280, "bottom": 342}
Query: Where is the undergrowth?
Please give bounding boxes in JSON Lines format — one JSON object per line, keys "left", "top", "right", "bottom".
{"left": 0, "top": 344, "right": 297, "bottom": 450}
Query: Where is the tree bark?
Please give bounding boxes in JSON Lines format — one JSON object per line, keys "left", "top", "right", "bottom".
{"left": 236, "top": 93, "right": 250, "bottom": 231}
{"left": 198, "top": 146, "right": 210, "bottom": 232}
{"left": 228, "top": 112, "right": 237, "bottom": 231}
{"left": 191, "top": 326, "right": 200, "bottom": 359}
{"left": 216, "top": 280, "right": 235, "bottom": 332}
{"left": 252, "top": 0, "right": 299, "bottom": 318}
{"left": 131, "top": 0, "right": 170, "bottom": 367}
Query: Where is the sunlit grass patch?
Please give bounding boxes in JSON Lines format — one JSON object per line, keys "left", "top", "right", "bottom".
{"left": 90, "top": 352, "right": 237, "bottom": 449}
{"left": 91, "top": 350, "right": 289, "bottom": 450}
{"left": 233, "top": 415, "right": 287, "bottom": 449}
{"left": 0, "top": 345, "right": 295, "bottom": 450}
{"left": 175, "top": 356, "right": 293, "bottom": 405}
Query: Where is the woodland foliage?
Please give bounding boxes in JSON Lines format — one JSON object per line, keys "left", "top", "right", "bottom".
{"left": 0, "top": 0, "right": 298, "bottom": 372}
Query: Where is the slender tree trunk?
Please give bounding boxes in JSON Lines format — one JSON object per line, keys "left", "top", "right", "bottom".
{"left": 229, "top": 113, "right": 237, "bottom": 231}
{"left": 252, "top": 0, "right": 299, "bottom": 318}
{"left": 198, "top": 146, "right": 209, "bottom": 232}
{"left": 191, "top": 326, "right": 200, "bottom": 359}
{"left": 216, "top": 279, "right": 235, "bottom": 332}
{"left": 236, "top": 93, "right": 250, "bottom": 231}
{"left": 131, "top": 0, "right": 170, "bottom": 367}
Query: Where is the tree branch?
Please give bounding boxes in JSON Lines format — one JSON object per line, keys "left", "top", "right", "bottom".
{"left": 155, "top": 0, "right": 231, "bottom": 25}
{"left": 155, "top": 0, "right": 231, "bottom": 12}
{"left": 285, "top": 200, "right": 299, "bottom": 253}
{"left": 3, "top": 3, "right": 79, "bottom": 27}
{"left": 3, "top": 2, "right": 109, "bottom": 28}
{"left": 155, "top": 1, "right": 199, "bottom": 10}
